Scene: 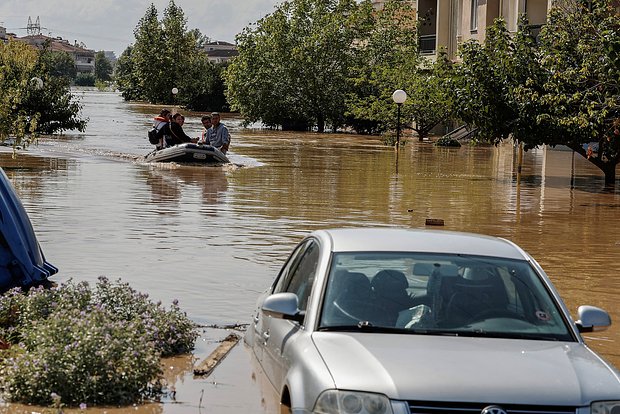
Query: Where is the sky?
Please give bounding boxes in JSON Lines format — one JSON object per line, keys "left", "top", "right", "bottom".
{"left": 0, "top": 0, "right": 282, "bottom": 57}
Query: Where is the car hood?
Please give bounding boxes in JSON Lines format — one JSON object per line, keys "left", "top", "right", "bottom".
{"left": 312, "top": 332, "right": 620, "bottom": 405}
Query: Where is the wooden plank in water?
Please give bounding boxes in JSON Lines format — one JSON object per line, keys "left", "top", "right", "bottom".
{"left": 425, "top": 218, "right": 445, "bottom": 226}
{"left": 193, "top": 333, "right": 241, "bottom": 377}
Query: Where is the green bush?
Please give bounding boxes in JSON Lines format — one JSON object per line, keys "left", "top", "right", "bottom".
{"left": 1, "top": 308, "right": 162, "bottom": 406}
{"left": 74, "top": 73, "right": 96, "bottom": 86}
{"left": 435, "top": 136, "right": 462, "bottom": 147}
{"left": 0, "top": 278, "right": 199, "bottom": 406}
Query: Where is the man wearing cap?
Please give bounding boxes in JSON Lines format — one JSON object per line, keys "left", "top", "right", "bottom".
{"left": 205, "top": 112, "right": 230, "bottom": 154}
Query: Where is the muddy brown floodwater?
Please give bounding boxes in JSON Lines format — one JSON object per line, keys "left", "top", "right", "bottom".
{"left": 0, "top": 88, "right": 619, "bottom": 413}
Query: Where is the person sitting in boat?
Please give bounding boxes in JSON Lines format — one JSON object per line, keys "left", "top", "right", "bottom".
{"left": 167, "top": 113, "right": 198, "bottom": 147}
{"left": 205, "top": 112, "right": 230, "bottom": 154}
{"left": 197, "top": 115, "right": 212, "bottom": 144}
{"left": 153, "top": 109, "right": 172, "bottom": 149}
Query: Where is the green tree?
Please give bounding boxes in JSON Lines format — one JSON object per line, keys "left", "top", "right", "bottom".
{"left": 177, "top": 54, "right": 219, "bottom": 111}
{"left": 344, "top": 0, "right": 424, "bottom": 135}
{"left": 116, "top": 1, "right": 219, "bottom": 110}
{"left": 74, "top": 72, "right": 96, "bottom": 86}
{"left": 344, "top": 0, "right": 455, "bottom": 141}
{"left": 115, "top": 46, "right": 141, "bottom": 101}
{"left": 517, "top": 0, "right": 620, "bottom": 185}
{"left": 23, "top": 49, "right": 88, "bottom": 134}
{"left": 20, "top": 74, "right": 88, "bottom": 134}
{"left": 95, "top": 51, "right": 113, "bottom": 82}
{"left": 403, "top": 52, "right": 456, "bottom": 140}
{"left": 225, "top": 0, "right": 362, "bottom": 131}
{"left": 38, "top": 46, "right": 77, "bottom": 81}
{"left": 0, "top": 40, "right": 41, "bottom": 146}
{"left": 453, "top": 16, "right": 541, "bottom": 144}
{"left": 189, "top": 28, "right": 211, "bottom": 49}
{"left": 455, "top": 0, "right": 620, "bottom": 185}
{"left": 0, "top": 40, "right": 87, "bottom": 145}
{"left": 130, "top": 3, "right": 168, "bottom": 103}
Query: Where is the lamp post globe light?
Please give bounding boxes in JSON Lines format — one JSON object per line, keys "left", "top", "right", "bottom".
{"left": 392, "top": 89, "right": 407, "bottom": 149}
{"left": 30, "top": 77, "right": 44, "bottom": 90}
{"left": 172, "top": 87, "right": 178, "bottom": 110}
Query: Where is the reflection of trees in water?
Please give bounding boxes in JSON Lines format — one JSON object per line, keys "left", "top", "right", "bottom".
{"left": 0, "top": 153, "right": 71, "bottom": 198}
{"left": 5, "top": 401, "right": 164, "bottom": 414}
{"left": 161, "top": 353, "right": 198, "bottom": 388}
{"left": 141, "top": 164, "right": 229, "bottom": 209}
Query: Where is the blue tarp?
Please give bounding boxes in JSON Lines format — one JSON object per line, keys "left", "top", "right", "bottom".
{"left": 0, "top": 167, "right": 57, "bottom": 291}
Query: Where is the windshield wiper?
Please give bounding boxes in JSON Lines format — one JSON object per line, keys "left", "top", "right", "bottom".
{"left": 317, "top": 323, "right": 460, "bottom": 336}
{"left": 452, "top": 329, "right": 561, "bottom": 341}
{"left": 317, "top": 323, "right": 411, "bottom": 333}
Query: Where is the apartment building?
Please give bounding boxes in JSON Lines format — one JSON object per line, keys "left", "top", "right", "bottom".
{"left": 373, "top": 0, "right": 551, "bottom": 59}
{"left": 16, "top": 34, "right": 96, "bottom": 74}
{"left": 204, "top": 41, "right": 238, "bottom": 64}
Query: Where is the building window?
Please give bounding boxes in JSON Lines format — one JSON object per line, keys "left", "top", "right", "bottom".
{"left": 470, "top": 0, "right": 478, "bottom": 31}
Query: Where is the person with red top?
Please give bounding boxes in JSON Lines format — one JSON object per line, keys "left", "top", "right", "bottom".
{"left": 152, "top": 109, "right": 172, "bottom": 149}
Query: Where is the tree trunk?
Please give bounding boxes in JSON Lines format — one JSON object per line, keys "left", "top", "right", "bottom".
{"left": 317, "top": 115, "right": 325, "bottom": 133}
{"left": 568, "top": 143, "right": 618, "bottom": 188}
{"left": 603, "top": 163, "right": 617, "bottom": 187}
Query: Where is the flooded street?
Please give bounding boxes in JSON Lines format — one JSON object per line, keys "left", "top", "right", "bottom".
{"left": 1, "top": 89, "right": 620, "bottom": 413}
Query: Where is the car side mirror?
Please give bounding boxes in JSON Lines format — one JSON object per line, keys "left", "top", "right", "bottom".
{"left": 576, "top": 305, "right": 611, "bottom": 333}
{"left": 262, "top": 292, "right": 304, "bottom": 323}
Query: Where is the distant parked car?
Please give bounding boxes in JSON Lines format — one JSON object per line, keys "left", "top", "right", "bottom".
{"left": 0, "top": 167, "right": 57, "bottom": 292}
{"left": 246, "top": 228, "right": 620, "bottom": 414}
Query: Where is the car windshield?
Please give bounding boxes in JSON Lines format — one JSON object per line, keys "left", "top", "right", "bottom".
{"left": 318, "top": 252, "right": 574, "bottom": 341}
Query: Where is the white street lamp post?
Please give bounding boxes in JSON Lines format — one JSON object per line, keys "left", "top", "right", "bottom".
{"left": 392, "top": 89, "right": 407, "bottom": 149}
{"left": 172, "top": 87, "right": 178, "bottom": 110}
{"left": 30, "top": 77, "right": 44, "bottom": 90}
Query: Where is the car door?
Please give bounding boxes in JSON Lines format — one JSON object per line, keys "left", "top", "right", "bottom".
{"left": 251, "top": 242, "right": 307, "bottom": 365}
{"left": 261, "top": 239, "right": 320, "bottom": 389}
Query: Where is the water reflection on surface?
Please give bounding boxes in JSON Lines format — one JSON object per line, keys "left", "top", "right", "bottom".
{"left": 1, "top": 89, "right": 620, "bottom": 412}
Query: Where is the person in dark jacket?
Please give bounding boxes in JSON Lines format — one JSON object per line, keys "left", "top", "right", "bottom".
{"left": 167, "top": 113, "right": 197, "bottom": 147}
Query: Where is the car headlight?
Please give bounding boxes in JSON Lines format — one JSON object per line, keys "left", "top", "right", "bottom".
{"left": 592, "top": 401, "right": 620, "bottom": 414}
{"left": 313, "top": 390, "right": 395, "bottom": 414}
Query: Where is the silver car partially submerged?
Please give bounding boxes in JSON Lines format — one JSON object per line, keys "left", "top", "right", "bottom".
{"left": 246, "top": 228, "right": 620, "bottom": 414}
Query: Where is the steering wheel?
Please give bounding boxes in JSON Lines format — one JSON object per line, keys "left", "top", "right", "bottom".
{"left": 333, "top": 299, "right": 392, "bottom": 325}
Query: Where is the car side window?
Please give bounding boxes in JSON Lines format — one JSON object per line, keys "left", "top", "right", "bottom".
{"left": 272, "top": 241, "right": 308, "bottom": 294}
{"left": 273, "top": 240, "right": 320, "bottom": 312}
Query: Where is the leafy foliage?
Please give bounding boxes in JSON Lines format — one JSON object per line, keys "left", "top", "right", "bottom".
{"left": 454, "top": 16, "right": 541, "bottom": 144}
{"left": 115, "top": 1, "right": 224, "bottom": 111}
{"left": 454, "top": 1, "right": 620, "bottom": 184}
{"left": 0, "top": 40, "right": 40, "bottom": 145}
{"left": 94, "top": 51, "right": 113, "bottom": 82}
{"left": 115, "top": 45, "right": 141, "bottom": 101}
{"left": 74, "top": 72, "right": 96, "bottom": 86}
{"left": 226, "top": 0, "right": 453, "bottom": 135}
{"left": 38, "top": 47, "right": 77, "bottom": 81}
{"left": 519, "top": 0, "right": 620, "bottom": 183}
{"left": 225, "top": 0, "right": 363, "bottom": 131}
{"left": 0, "top": 278, "right": 199, "bottom": 406}
{"left": 345, "top": 0, "right": 423, "bottom": 135}
{"left": 0, "top": 39, "right": 88, "bottom": 142}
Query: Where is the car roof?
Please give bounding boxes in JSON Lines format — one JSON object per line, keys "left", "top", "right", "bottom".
{"left": 315, "top": 228, "right": 528, "bottom": 260}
